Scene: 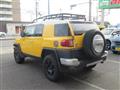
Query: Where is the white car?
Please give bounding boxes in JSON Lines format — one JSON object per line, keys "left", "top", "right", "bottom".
{"left": 101, "top": 28, "right": 119, "bottom": 50}
{"left": 0, "top": 32, "right": 6, "bottom": 37}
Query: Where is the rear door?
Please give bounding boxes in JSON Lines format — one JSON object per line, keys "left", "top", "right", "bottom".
{"left": 70, "top": 22, "right": 99, "bottom": 48}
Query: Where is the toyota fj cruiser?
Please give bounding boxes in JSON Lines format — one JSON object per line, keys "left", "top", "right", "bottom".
{"left": 14, "top": 13, "right": 108, "bottom": 81}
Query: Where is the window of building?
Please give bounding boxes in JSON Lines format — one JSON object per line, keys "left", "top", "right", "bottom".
{"left": 0, "top": 1, "right": 11, "bottom": 5}
{"left": 15, "top": 26, "right": 20, "bottom": 34}
{"left": 0, "top": 8, "right": 12, "bottom": 11}
{"left": 0, "top": 14, "right": 12, "bottom": 18}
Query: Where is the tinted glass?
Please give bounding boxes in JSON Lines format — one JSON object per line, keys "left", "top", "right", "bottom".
{"left": 114, "top": 31, "right": 120, "bottom": 35}
{"left": 70, "top": 22, "right": 99, "bottom": 35}
{"left": 101, "top": 29, "right": 114, "bottom": 35}
{"left": 34, "top": 24, "right": 44, "bottom": 36}
{"left": 54, "top": 24, "right": 71, "bottom": 36}
{"left": 24, "top": 25, "right": 35, "bottom": 36}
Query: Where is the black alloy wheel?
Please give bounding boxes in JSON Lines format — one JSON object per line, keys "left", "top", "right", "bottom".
{"left": 43, "top": 55, "right": 60, "bottom": 82}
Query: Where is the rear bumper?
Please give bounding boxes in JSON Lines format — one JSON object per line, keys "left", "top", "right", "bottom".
{"left": 56, "top": 49, "right": 108, "bottom": 68}
{"left": 59, "top": 51, "right": 108, "bottom": 67}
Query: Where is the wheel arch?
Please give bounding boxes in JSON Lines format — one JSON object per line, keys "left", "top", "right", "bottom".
{"left": 13, "top": 43, "right": 25, "bottom": 58}
{"left": 41, "top": 48, "right": 62, "bottom": 71}
{"left": 106, "top": 39, "right": 111, "bottom": 44}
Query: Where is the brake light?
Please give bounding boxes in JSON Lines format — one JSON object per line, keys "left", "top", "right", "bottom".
{"left": 61, "top": 39, "right": 74, "bottom": 47}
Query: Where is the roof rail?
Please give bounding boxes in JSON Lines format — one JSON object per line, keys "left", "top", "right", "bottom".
{"left": 33, "top": 13, "right": 86, "bottom": 22}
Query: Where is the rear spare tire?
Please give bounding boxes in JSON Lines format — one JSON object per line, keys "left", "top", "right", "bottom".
{"left": 83, "top": 30, "right": 106, "bottom": 58}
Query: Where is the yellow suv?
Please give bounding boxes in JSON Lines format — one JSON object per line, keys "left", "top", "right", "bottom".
{"left": 14, "top": 14, "right": 108, "bottom": 81}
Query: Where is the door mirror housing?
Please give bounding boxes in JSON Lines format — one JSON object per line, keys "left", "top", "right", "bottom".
{"left": 112, "top": 32, "right": 117, "bottom": 36}
{"left": 20, "top": 31, "right": 25, "bottom": 37}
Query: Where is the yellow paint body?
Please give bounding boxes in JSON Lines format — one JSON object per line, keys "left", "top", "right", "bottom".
{"left": 15, "top": 22, "right": 84, "bottom": 57}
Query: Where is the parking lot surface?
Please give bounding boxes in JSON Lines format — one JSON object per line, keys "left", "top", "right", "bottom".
{"left": 0, "top": 40, "right": 120, "bottom": 90}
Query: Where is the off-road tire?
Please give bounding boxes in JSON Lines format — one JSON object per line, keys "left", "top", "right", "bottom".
{"left": 43, "top": 55, "right": 60, "bottom": 82}
{"left": 14, "top": 47, "right": 25, "bottom": 64}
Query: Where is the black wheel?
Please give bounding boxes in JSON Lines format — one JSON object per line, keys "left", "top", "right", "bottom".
{"left": 83, "top": 30, "right": 106, "bottom": 59}
{"left": 43, "top": 55, "right": 60, "bottom": 82}
{"left": 14, "top": 47, "right": 25, "bottom": 64}
{"left": 112, "top": 51, "right": 118, "bottom": 54}
{"left": 84, "top": 65, "right": 96, "bottom": 70}
{"left": 106, "top": 40, "right": 111, "bottom": 50}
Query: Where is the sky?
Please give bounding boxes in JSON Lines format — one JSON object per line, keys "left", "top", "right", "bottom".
{"left": 20, "top": 0, "right": 120, "bottom": 25}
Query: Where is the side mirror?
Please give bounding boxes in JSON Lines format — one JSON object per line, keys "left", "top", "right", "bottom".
{"left": 112, "top": 32, "right": 117, "bottom": 36}
{"left": 20, "top": 31, "right": 25, "bottom": 37}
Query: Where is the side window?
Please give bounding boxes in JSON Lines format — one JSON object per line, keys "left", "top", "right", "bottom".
{"left": 24, "top": 26, "right": 35, "bottom": 36}
{"left": 34, "top": 24, "right": 44, "bottom": 36}
{"left": 54, "top": 24, "right": 71, "bottom": 36}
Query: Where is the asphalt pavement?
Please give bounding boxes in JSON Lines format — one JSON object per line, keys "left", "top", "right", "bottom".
{"left": 0, "top": 40, "right": 120, "bottom": 90}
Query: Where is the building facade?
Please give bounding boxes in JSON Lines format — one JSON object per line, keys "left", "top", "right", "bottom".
{"left": 0, "top": 0, "right": 21, "bottom": 21}
{"left": 0, "top": 21, "right": 32, "bottom": 35}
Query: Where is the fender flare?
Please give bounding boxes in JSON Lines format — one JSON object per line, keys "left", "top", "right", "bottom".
{"left": 41, "top": 48, "right": 62, "bottom": 71}
{"left": 13, "top": 43, "right": 25, "bottom": 58}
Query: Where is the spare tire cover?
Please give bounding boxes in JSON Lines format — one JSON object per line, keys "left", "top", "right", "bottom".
{"left": 83, "top": 30, "right": 106, "bottom": 58}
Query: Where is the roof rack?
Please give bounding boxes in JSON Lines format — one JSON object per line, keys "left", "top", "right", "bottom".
{"left": 33, "top": 13, "right": 86, "bottom": 22}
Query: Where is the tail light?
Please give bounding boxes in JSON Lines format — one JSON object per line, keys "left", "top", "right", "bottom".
{"left": 61, "top": 39, "right": 74, "bottom": 47}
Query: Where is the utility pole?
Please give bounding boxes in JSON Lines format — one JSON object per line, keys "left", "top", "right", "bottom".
{"left": 101, "top": 9, "right": 104, "bottom": 25}
{"left": 89, "top": 0, "right": 92, "bottom": 21}
{"left": 48, "top": 0, "right": 50, "bottom": 15}
{"left": 70, "top": 0, "right": 92, "bottom": 21}
{"left": 35, "top": 0, "right": 38, "bottom": 19}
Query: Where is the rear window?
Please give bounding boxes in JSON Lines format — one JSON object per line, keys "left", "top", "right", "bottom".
{"left": 54, "top": 24, "right": 71, "bottom": 36}
{"left": 70, "top": 22, "right": 99, "bottom": 35}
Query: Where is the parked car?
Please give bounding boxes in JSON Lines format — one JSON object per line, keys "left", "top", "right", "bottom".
{"left": 0, "top": 32, "right": 6, "bottom": 37}
{"left": 14, "top": 14, "right": 108, "bottom": 81}
{"left": 96, "top": 21, "right": 110, "bottom": 30}
{"left": 101, "top": 28, "right": 119, "bottom": 50}
{"left": 116, "top": 23, "right": 120, "bottom": 28}
{"left": 111, "top": 30, "right": 120, "bottom": 54}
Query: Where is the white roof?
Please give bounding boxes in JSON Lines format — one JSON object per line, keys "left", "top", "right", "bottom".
{"left": 26, "top": 20, "right": 94, "bottom": 26}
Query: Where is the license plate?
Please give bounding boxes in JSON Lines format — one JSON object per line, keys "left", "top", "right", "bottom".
{"left": 115, "top": 47, "right": 120, "bottom": 51}
{"left": 86, "top": 60, "right": 102, "bottom": 67}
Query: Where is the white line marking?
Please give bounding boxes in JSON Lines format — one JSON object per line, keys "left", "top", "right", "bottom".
{"left": 108, "top": 60, "right": 120, "bottom": 64}
{"left": 69, "top": 76, "right": 106, "bottom": 90}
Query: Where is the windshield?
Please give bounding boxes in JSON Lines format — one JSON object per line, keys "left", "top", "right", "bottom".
{"left": 70, "top": 22, "right": 99, "bottom": 35}
{"left": 101, "top": 29, "right": 114, "bottom": 35}
{"left": 101, "top": 28, "right": 116, "bottom": 35}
